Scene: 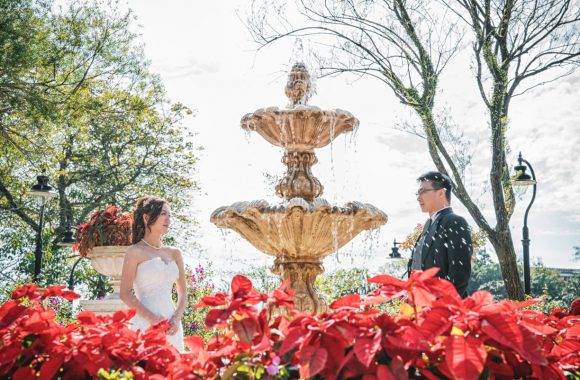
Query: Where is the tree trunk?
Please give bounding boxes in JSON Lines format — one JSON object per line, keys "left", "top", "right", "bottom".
{"left": 488, "top": 228, "right": 525, "bottom": 300}
{"left": 57, "top": 143, "right": 74, "bottom": 238}
{"left": 420, "top": 110, "right": 525, "bottom": 300}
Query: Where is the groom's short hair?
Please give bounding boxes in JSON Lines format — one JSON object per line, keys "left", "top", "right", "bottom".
{"left": 418, "top": 171, "right": 453, "bottom": 202}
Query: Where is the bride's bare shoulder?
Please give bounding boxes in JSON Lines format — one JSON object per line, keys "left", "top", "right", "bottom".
{"left": 125, "top": 244, "right": 146, "bottom": 260}
{"left": 164, "top": 246, "right": 183, "bottom": 259}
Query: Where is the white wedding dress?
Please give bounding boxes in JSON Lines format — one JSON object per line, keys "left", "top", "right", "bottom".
{"left": 129, "top": 256, "right": 185, "bottom": 352}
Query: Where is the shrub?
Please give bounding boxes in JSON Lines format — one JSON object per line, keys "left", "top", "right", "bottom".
{"left": 1, "top": 271, "right": 579, "bottom": 379}
{"left": 74, "top": 205, "right": 133, "bottom": 257}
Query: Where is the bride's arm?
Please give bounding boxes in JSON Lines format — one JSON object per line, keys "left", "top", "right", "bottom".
{"left": 120, "top": 247, "right": 163, "bottom": 323}
{"left": 170, "top": 248, "right": 187, "bottom": 323}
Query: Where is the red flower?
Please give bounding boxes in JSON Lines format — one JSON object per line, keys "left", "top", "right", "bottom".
{"left": 11, "top": 283, "right": 42, "bottom": 300}
{"left": 42, "top": 285, "right": 80, "bottom": 301}
{"left": 73, "top": 204, "right": 133, "bottom": 257}
{"left": 1, "top": 275, "right": 578, "bottom": 378}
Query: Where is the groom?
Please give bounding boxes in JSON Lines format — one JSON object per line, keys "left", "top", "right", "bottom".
{"left": 408, "top": 171, "right": 472, "bottom": 298}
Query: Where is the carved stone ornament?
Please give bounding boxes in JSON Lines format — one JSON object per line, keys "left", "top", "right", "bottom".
{"left": 212, "top": 63, "right": 388, "bottom": 313}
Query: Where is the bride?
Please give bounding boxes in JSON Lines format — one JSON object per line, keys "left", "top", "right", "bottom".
{"left": 120, "top": 196, "right": 186, "bottom": 352}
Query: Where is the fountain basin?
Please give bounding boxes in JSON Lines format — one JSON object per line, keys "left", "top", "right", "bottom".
{"left": 241, "top": 106, "right": 358, "bottom": 151}
{"left": 211, "top": 198, "right": 387, "bottom": 261}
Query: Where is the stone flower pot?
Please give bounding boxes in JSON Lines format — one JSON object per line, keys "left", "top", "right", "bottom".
{"left": 80, "top": 245, "right": 129, "bottom": 315}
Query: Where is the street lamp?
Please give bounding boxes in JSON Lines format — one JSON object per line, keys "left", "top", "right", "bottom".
{"left": 389, "top": 239, "right": 401, "bottom": 259}
{"left": 58, "top": 218, "right": 81, "bottom": 291}
{"left": 511, "top": 152, "right": 537, "bottom": 295}
{"left": 57, "top": 219, "right": 76, "bottom": 248}
{"left": 68, "top": 256, "right": 84, "bottom": 290}
{"left": 28, "top": 170, "right": 56, "bottom": 282}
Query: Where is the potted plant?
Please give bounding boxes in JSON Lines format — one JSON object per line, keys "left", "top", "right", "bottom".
{"left": 74, "top": 205, "right": 132, "bottom": 300}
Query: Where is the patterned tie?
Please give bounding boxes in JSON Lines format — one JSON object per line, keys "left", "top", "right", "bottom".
{"left": 411, "top": 218, "right": 433, "bottom": 270}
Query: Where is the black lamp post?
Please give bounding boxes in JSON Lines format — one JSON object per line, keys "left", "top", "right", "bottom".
{"left": 389, "top": 239, "right": 401, "bottom": 259}
{"left": 58, "top": 219, "right": 81, "bottom": 291}
{"left": 28, "top": 170, "right": 56, "bottom": 282}
{"left": 68, "top": 256, "right": 84, "bottom": 291}
{"left": 58, "top": 218, "right": 76, "bottom": 248}
{"left": 511, "top": 152, "right": 537, "bottom": 295}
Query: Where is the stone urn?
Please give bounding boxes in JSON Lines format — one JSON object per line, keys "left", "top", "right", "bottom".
{"left": 80, "top": 245, "right": 129, "bottom": 315}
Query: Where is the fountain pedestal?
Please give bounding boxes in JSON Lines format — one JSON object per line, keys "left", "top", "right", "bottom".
{"left": 276, "top": 151, "right": 323, "bottom": 201}
{"left": 272, "top": 259, "right": 327, "bottom": 313}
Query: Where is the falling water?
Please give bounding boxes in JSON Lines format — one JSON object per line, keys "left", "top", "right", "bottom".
{"left": 243, "top": 129, "right": 252, "bottom": 144}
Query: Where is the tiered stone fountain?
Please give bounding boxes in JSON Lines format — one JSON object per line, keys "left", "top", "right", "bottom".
{"left": 211, "top": 63, "right": 388, "bottom": 313}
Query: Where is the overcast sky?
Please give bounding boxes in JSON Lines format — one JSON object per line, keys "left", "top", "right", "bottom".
{"left": 124, "top": 0, "right": 580, "bottom": 274}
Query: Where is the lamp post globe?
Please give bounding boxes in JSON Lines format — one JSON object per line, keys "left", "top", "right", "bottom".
{"left": 389, "top": 239, "right": 401, "bottom": 259}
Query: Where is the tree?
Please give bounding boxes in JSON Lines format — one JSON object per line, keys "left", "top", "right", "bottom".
{"left": 247, "top": 0, "right": 579, "bottom": 299}
{"left": 468, "top": 250, "right": 579, "bottom": 309}
{"left": 316, "top": 268, "right": 375, "bottom": 301}
{"left": 0, "top": 0, "right": 199, "bottom": 288}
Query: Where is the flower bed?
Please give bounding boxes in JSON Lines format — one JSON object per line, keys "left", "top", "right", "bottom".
{"left": 1, "top": 269, "right": 578, "bottom": 379}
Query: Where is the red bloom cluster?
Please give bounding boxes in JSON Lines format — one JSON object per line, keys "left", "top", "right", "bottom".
{"left": 74, "top": 205, "right": 133, "bottom": 257}
{"left": 0, "top": 284, "right": 181, "bottom": 379}
{"left": 187, "top": 269, "right": 579, "bottom": 379}
{"left": 1, "top": 271, "right": 578, "bottom": 379}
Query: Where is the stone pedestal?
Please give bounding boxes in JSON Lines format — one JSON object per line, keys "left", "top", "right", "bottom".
{"left": 272, "top": 258, "right": 328, "bottom": 314}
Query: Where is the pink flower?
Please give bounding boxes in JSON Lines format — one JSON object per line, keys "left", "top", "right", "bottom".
{"left": 266, "top": 356, "right": 280, "bottom": 376}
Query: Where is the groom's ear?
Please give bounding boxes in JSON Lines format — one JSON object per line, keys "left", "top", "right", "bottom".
{"left": 143, "top": 214, "right": 149, "bottom": 225}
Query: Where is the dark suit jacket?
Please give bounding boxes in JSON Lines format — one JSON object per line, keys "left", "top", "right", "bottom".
{"left": 407, "top": 208, "right": 472, "bottom": 298}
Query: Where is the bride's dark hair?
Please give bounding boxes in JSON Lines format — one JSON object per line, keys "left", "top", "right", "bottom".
{"left": 132, "top": 196, "right": 167, "bottom": 244}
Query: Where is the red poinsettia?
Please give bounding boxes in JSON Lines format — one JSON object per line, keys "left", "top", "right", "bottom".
{"left": 186, "top": 270, "right": 579, "bottom": 379}
{"left": 1, "top": 272, "right": 579, "bottom": 379}
{"left": 73, "top": 204, "right": 133, "bottom": 257}
{"left": 0, "top": 283, "right": 185, "bottom": 379}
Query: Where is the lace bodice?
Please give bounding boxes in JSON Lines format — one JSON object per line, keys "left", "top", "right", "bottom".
{"left": 134, "top": 256, "right": 179, "bottom": 303}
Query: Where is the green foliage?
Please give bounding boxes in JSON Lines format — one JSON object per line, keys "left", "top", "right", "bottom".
{"left": 0, "top": 0, "right": 200, "bottom": 293}
{"left": 97, "top": 368, "right": 134, "bottom": 380}
{"left": 467, "top": 250, "right": 508, "bottom": 299}
{"left": 44, "top": 296, "right": 76, "bottom": 324}
{"left": 177, "top": 263, "right": 218, "bottom": 340}
{"left": 0, "top": 225, "right": 109, "bottom": 304}
{"left": 244, "top": 264, "right": 281, "bottom": 293}
{"left": 468, "top": 250, "right": 579, "bottom": 308}
{"left": 0, "top": 220, "right": 34, "bottom": 289}
{"left": 316, "top": 268, "right": 375, "bottom": 302}
{"left": 221, "top": 358, "right": 293, "bottom": 379}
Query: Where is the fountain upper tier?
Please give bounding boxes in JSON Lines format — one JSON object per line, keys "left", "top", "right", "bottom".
{"left": 241, "top": 107, "right": 358, "bottom": 151}
{"left": 241, "top": 63, "right": 359, "bottom": 151}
